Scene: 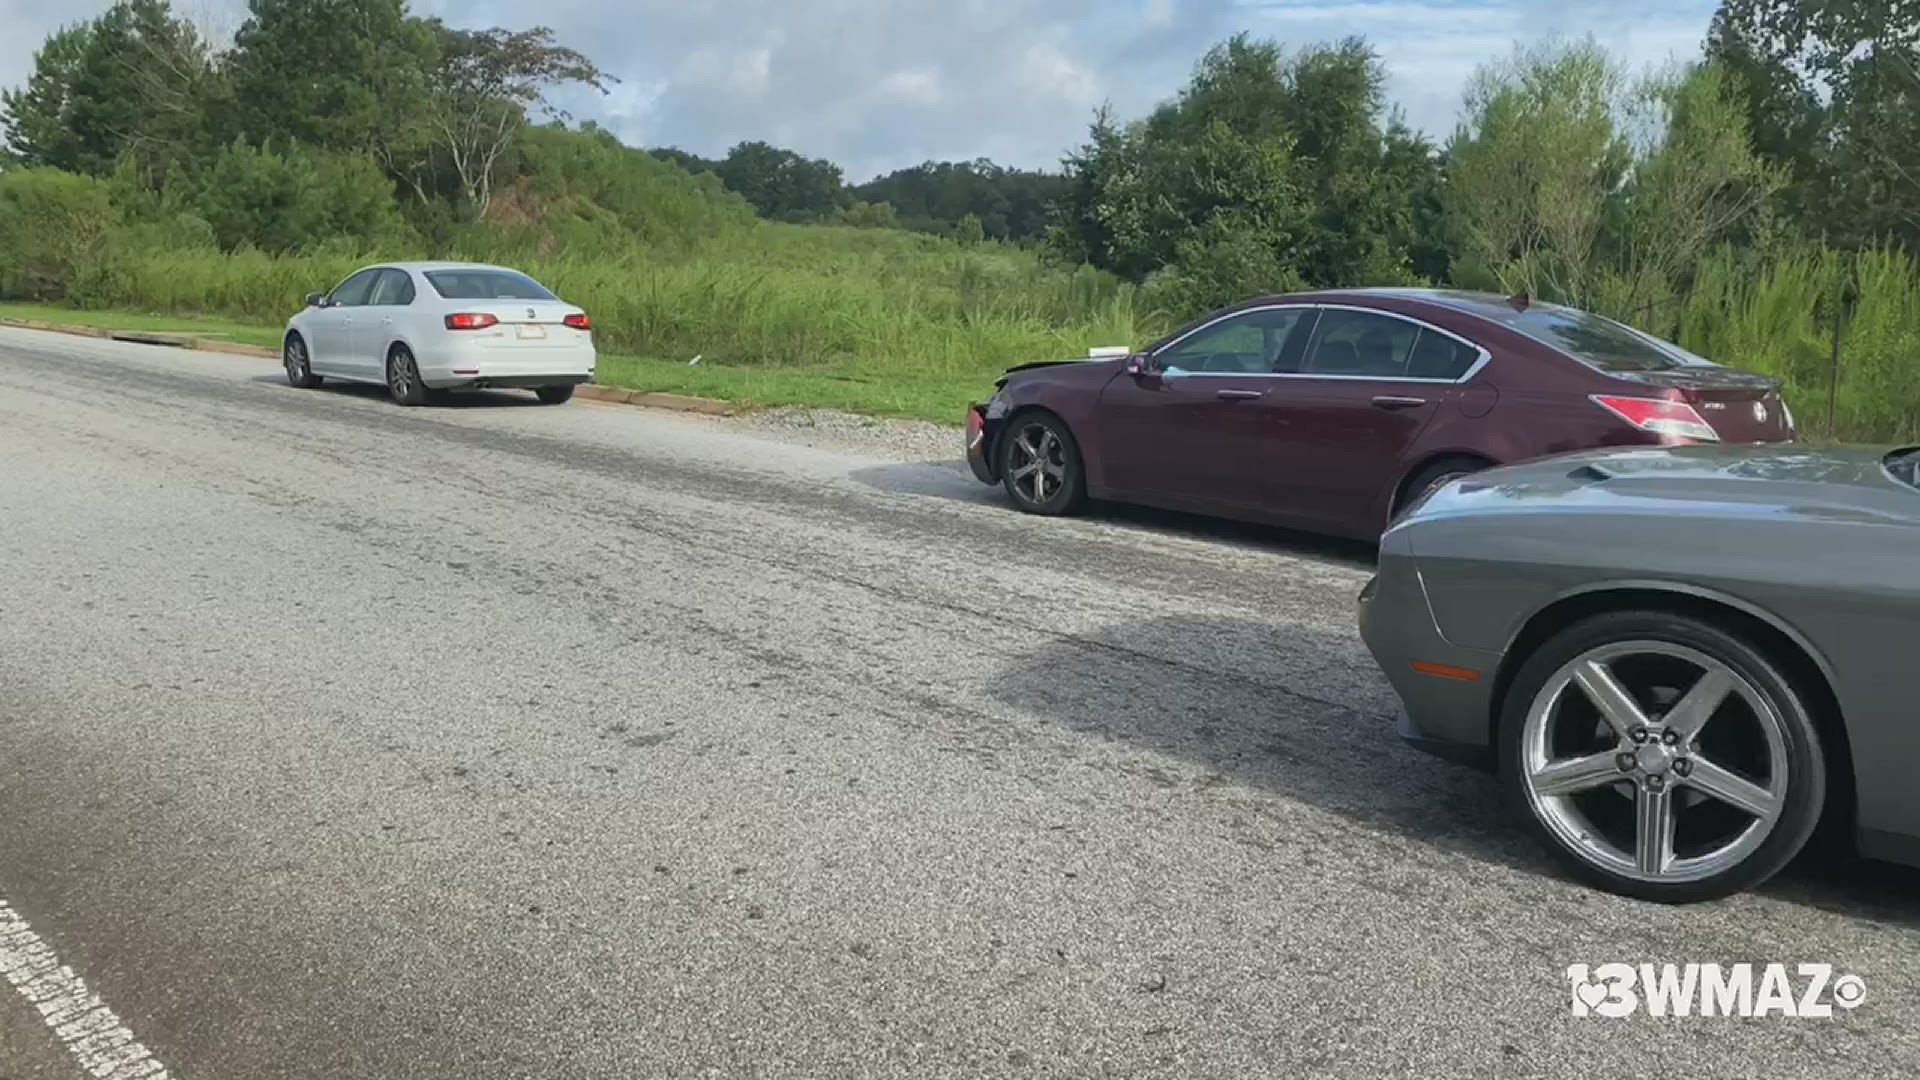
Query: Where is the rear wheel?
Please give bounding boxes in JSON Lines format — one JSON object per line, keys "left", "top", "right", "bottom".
{"left": 1498, "top": 611, "right": 1826, "bottom": 902}
{"left": 386, "top": 346, "right": 429, "bottom": 407}
{"left": 284, "top": 334, "right": 321, "bottom": 389}
{"left": 535, "top": 385, "right": 575, "bottom": 405}
{"left": 998, "top": 412, "right": 1087, "bottom": 516}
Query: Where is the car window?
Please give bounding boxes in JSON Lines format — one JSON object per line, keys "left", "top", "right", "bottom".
{"left": 1303, "top": 309, "right": 1419, "bottom": 377}
{"left": 1406, "top": 330, "right": 1481, "bottom": 379}
{"left": 1156, "top": 308, "right": 1310, "bottom": 374}
{"left": 1481, "top": 304, "right": 1715, "bottom": 372}
{"left": 424, "top": 270, "right": 557, "bottom": 301}
{"left": 368, "top": 269, "right": 416, "bottom": 306}
{"left": 328, "top": 269, "right": 382, "bottom": 307}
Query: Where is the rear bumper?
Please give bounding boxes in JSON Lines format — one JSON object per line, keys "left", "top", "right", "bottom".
{"left": 415, "top": 338, "right": 595, "bottom": 389}
{"left": 1359, "top": 533, "right": 1503, "bottom": 769}
{"left": 438, "top": 374, "right": 592, "bottom": 391}
{"left": 966, "top": 403, "right": 1000, "bottom": 484}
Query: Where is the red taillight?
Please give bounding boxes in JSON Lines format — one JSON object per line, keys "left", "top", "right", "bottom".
{"left": 444, "top": 312, "right": 498, "bottom": 331}
{"left": 563, "top": 313, "right": 591, "bottom": 331}
{"left": 1590, "top": 395, "right": 1719, "bottom": 442}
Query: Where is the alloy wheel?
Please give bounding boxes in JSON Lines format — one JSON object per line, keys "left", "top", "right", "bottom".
{"left": 1519, "top": 640, "right": 1788, "bottom": 884}
{"left": 285, "top": 339, "right": 308, "bottom": 384}
{"left": 389, "top": 353, "right": 414, "bottom": 398}
{"left": 1006, "top": 422, "right": 1068, "bottom": 505}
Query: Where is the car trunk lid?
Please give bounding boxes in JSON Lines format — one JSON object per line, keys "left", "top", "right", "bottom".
{"left": 1610, "top": 369, "right": 1793, "bottom": 442}
{"left": 449, "top": 302, "right": 585, "bottom": 350}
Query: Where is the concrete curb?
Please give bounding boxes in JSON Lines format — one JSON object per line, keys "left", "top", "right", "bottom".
{"left": 1, "top": 316, "right": 738, "bottom": 418}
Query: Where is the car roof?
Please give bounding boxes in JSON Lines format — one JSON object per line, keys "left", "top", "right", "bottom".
{"left": 1249, "top": 287, "right": 1558, "bottom": 318}
{"left": 375, "top": 261, "right": 521, "bottom": 274}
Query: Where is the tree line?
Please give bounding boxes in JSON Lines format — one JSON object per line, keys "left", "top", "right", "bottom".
{"left": 4, "top": 0, "right": 1920, "bottom": 323}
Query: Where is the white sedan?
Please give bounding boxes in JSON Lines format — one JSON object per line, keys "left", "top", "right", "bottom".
{"left": 282, "top": 262, "right": 596, "bottom": 405}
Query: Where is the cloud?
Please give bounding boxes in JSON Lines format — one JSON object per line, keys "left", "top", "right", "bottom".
{"left": 0, "top": 0, "right": 1717, "bottom": 179}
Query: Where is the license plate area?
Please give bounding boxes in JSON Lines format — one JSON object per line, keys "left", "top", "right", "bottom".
{"left": 515, "top": 325, "right": 547, "bottom": 340}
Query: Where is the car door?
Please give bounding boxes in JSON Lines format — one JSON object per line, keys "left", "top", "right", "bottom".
{"left": 1263, "top": 307, "right": 1473, "bottom": 531}
{"left": 355, "top": 269, "right": 416, "bottom": 379}
{"left": 311, "top": 269, "right": 380, "bottom": 375}
{"left": 1096, "top": 306, "right": 1315, "bottom": 512}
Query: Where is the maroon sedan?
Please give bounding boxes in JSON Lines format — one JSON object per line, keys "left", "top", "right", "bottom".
{"left": 965, "top": 289, "right": 1794, "bottom": 539}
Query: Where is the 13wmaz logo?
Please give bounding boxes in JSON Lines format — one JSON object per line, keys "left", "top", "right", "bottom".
{"left": 1568, "top": 963, "right": 1866, "bottom": 1018}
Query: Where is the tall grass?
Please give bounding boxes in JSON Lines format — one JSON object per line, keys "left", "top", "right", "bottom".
{"left": 76, "top": 222, "right": 1163, "bottom": 382}
{"left": 1679, "top": 246, "right": 1920, "bottom": 442}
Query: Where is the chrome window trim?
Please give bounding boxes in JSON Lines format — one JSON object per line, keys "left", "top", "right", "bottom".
{"left": 1151, "top": 302, "right": 1492, "bottom": 385}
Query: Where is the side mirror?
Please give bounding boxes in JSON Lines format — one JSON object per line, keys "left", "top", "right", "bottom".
{"left": 1124, "top": 353, "right": 1153, "bottom": 377}
{"left": 305, "top": 292, "right": 327, "bottom": 308}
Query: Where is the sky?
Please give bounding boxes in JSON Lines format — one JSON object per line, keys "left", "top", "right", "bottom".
{"left": 0, "top": 0, "right": 1719, "bottom": 181}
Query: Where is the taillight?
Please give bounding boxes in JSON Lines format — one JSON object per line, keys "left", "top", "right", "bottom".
{"left": 445, "top": 313, "right": 498, "bottom": 331}
{"left": 1590, "top": 395, "right": 1719, "bottom": 442}
{"left": 563, "top": 313, "right": 591, "bottom": 331}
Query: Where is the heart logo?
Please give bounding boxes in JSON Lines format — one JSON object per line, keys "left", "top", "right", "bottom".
{"left": 1576, "top": 981, "right": 1611, "bottom": 1011}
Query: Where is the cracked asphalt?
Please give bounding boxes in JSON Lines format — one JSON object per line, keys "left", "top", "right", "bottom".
{"left": 0, "top": 327, "right": 1914, "bottom": 1078}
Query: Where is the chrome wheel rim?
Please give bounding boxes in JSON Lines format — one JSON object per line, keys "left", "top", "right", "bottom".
{"left": 389, "top": 354, "right": 413, "bottom": 397}
{"left": 1007, "top": 423, "right": 1067, "bottom": 504}
{"left": 285, "top": 340, "right": 307, "bottom": 383}
{"left": 1521, "top": 641, "right": 1788, "bottom": 884}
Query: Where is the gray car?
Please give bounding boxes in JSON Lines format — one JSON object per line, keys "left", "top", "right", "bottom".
{"left": 1360, "top": 443, "right": 1920, "bottom": 901}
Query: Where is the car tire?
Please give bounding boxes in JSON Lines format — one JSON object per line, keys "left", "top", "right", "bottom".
{"left": 535, "top": 385, "right": 575, "bottom": 405}
{"left": 386, "top": 346, "right": 430, "bottom": 407}
{"left": 1394, "top": 456, "right": 1489, "bottom": 519}
{"left": 998, "top": 411, "right": 1088, "bottom": 516}
{"left": 1497, "top": 610, "right": 1826, "bottom": 903}
{"left": 284, "top": 334, "right": 321, "bottom": 389}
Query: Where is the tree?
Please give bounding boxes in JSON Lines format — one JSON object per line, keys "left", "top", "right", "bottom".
{"left": 713, "top": 141, "right": 848, "bottom": 221}
{"left": 0, "top": 0, "right": 214, "bottom": 184}
{"left": 1448, "top": 41, "right": 1776, "bottom": 324}
{"left": 1707, "top": 0, "right": 1920, "bottom": 249}
{"left": 419, "top": 23, "right": 611, "bottom": 214}
{"left": 223, "top": 0, "right": 439, "bottom": 153}
{"left": 851, "top": 159, "right": 1069, "bottom": 241}
{"left": 1050, "top": 33, "right": 1436, "bottom": 307}
{"left": 1446, "top": 40, "right": 1628, "bottom": 302}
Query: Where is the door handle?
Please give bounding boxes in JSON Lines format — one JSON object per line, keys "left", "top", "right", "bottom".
{"left": 1371, "top": 395, "right": 1427, "bottom": 410}
{"left": 1216, "top": 389, "right": 1264, "bottom": 401}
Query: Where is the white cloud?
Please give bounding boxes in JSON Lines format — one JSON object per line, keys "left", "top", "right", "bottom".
{"left": 0, "top": 0, "right": 1719, "bottom": 178}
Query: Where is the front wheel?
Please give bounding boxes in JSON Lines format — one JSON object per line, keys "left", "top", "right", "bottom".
{"left": 284, "top": 334, "right": 321, "bottom": 389}
{"left": 1498, "top": 611, "right": 1826, "bottom": 902}
{"left": 534, "top": 385, "right": 575, "bottom": 405}
{"left": 998, "top": 412, "right": 1088, "bottom": 516}
{"left": 386, "top": 347, "right": 429, "bottom": 407}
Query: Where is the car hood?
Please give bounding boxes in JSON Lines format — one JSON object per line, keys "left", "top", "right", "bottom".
{"left": 1416, "top": 444, "right": 1920, "bottom": 526}
{"left": 995, "top": 357, "right": 1127, "bottom": 388}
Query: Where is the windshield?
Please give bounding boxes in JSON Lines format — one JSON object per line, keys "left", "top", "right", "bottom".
{"left": 424, "top": 269, "right": 557, "bottom": 301}
{"left": 1484, "top": 304, "right": 1715, "bottom": 372}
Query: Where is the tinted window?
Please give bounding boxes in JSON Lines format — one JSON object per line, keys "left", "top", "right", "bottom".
{"left": 424, "top": 270, "right": 557, "bottom": 301}
{"left": 1157, "top": 308, "right": 1310, "bottom": 374}
{"left": 1407, "top": 330, "right": 1480, "bottom": 379}
{"left": 1482, "top": 305, "right": 1713, "bottom": 372}
{"left": 368, "top": 269, "right": 416, "bottom": 306}
{"left": 328, "top": 269, "right": 382, "bottom": 307}
{"left": 1304, "top": 310, "right": 1418, "bottom": 376}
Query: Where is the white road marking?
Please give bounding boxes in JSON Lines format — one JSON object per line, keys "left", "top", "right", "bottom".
{"left": 0, "top": 900, "right": 172, "bottom": 1079}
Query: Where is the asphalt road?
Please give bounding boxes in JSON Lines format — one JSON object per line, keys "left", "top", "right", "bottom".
{"left": 0, "top": 326, "right": 1914, "bottom": 1079}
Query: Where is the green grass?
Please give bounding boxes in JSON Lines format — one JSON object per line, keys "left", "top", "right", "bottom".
{"left": 596, "top": 355, "right": 984, "bottom": 421}
{"left": 0, "top": 303, "right": 286, "bottom": 349}
{"left": 1, "top": 301, "right": 994, "bottom": 422}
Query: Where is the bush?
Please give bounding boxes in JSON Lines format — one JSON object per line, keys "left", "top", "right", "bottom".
{"left": 187, "top": 141, "right": 413, "bottom": 254}
{"left": 0, "top": 169, "right": 120, "bottom": 301}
